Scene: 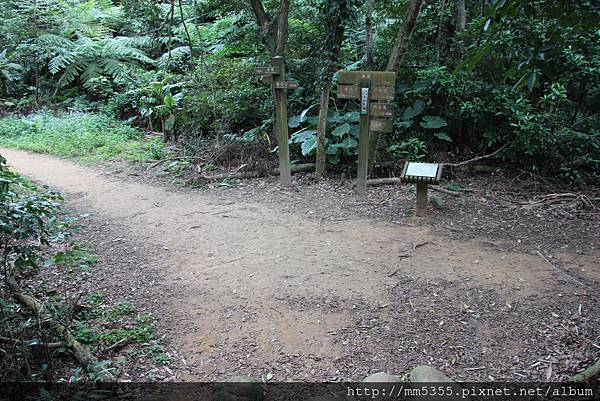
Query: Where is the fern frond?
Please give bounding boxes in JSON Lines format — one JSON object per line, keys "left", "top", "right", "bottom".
{"left": 58, "top": 61, "right": 85, "bottom": 87}
{"left": 158, "top": 46, "right": 191, "bottom": 67}
{"left": 38, "top": 34, "right": 75, "bottom": 49}
{"left": 81, "top": 62, "right": 101, "bottom": 87}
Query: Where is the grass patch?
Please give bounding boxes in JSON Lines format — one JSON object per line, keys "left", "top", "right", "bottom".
{"left": 45, "top": 243, "right": 98, "bottom": 271}
{"left": 0, "top": 112, "right": 164, "bottom": 162}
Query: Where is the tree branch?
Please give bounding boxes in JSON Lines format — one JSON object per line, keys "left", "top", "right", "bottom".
{"left": 444, "top": 143, "right": 509, "bottom": 167}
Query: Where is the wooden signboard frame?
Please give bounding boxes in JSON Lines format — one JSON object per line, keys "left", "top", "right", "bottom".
{"left": 336, "top": 70, "right": 397, "bottom": 195}
{"left": 256, "top": 56, "right": 299, "bottom": 187}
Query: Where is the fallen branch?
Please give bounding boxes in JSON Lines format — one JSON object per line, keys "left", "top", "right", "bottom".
{"left": 444, "top": 143, "right": 509, "bottom": 167}
{"left": 432, "top": 186, "right": 462, "bottom": 197}
{"left": 571, "top": 357, "right": 600, "bottom": 382}
{"left": 146, "top": 156, "right": 207, "bottom": 172}
{"left": 367, "top": 177, "right": 402, "bottom": 186}
{"left": 0, "top": 336, "right": 63, "bottom": 349}
{"left": 202, "top": 163, "right": 315, "bottom": 181}
{"left": 7, "top": 276, "right": 113, "bottom": 381}
{"left": 535, "top": 251, "right": 588, "bottom": 288}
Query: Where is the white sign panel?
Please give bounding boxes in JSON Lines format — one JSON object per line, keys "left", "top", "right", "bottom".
{"left": 360, "top": 88, "right": 369, "bottom": 115}
{"left": 405, "top": 162, "right": 439, "bottom": 178}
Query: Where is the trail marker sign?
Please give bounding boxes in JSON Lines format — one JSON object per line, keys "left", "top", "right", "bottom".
{"left": 336, "top": 70, "right": 397, "bottom": 195}
{"left": 369, "top": 119, "right": 393, "bottom": 133}
{"left": 401, "top": 162, "right": 443, "bottom": 216}
{"left": 257, "top": 56, "right": 296, "bottom": 186}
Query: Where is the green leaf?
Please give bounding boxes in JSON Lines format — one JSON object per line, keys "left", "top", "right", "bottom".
{"left": 300, "top": 105, "right": 316, "bottom": 122}
{"left": 288, "top": 115, "right": 303, "bottom": 128}
{"left": 331, "top": 123, "right": 351, "bottom": 137}
{"left": 301, "top": 136, "right": 317, "bottom": 156}
{"left": 402, "top": 100, "right": 425, "bottom": 120}
{"left": 434, "top": 132, "right": 452, "bottom": 142}
{"left": 526, "top": 70, "right": 537, "bottom": 91}
{"left": 163, "top": 94, "right": 175, "bottom": 108}
{"left": 431, "top": 196, "right": 445, "bottom": 209}
{"left": 289, "top": 129, "right": 316, "bottom": 144}
{"left": 420, "top": 116, "right": 447, "bottom": 129}
{"left": 164, "top": 115, "right": 175, "bottom": 131}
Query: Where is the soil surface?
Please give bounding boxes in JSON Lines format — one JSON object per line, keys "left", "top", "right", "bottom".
{"left": 2, "top": 148, "right": 599, "bottom": 382}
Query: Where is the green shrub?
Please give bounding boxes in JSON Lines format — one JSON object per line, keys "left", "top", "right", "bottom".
{"left": 0, "top": 112, "right": 163, "bottom": 162}
{"left": 179, "top": 57, "right": 271, "bottom": 142}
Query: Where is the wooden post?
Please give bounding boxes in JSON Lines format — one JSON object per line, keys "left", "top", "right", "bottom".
{"left": 271, "top": 56, "right": 292, "bottom": 187}
{"left": 356, "top": 82, "right": 371, "bottom": 196}
{"left": 416, "top": 182, "right": 428, "bottom": 216}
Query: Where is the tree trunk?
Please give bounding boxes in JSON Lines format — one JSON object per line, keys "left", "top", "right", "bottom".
{"left": 250, "top": 0, "right": 272, "bottom": 49}
{"left": 386, "top": 0, "right": 424, "bottom": 72}
{"left": 315, "top": 84, "right": 331, "bottom": 177}
{"left": 367, "top": 0, "right": 423, "bottom": 177}
{"left": 435, "top": 0, "right": 447, "bottom": 65}
{"left": 456, "top": 0, "right": 466, "bottom": 33}
{"left": 365, "top": 0, "right": 375, "bottom": 69}
{"left": 249, "top": 0, "right": 289, "bottom": 56}
{"left": 314, "top": 3, "right": 347, "bottom": 177}
{"left": 274, "top": 0, "right": 289, "bottom": 56}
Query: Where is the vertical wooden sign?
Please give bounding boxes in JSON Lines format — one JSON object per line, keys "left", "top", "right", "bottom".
{"left": 257, "top": 57, "right": 295, "bottom": 187}
{"left": 270, "top": 56, "right": 292, "bottom": 187}
{"left": 336, "top": 70, "right": 397, "bottom": 195}
{"left": 356, "top": 82, "right": 371, "bottom": 195}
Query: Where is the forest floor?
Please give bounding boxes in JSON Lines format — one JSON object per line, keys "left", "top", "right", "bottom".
{"left": 2, "top": 147, "right": 599, "bottom": 382}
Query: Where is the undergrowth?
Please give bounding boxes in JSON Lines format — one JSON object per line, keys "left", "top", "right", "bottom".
{"left": 0, "top": 158, "right": 170, "bottom": 382}
{"left": 0, "top": 112, "right": 164, "bottom": 162}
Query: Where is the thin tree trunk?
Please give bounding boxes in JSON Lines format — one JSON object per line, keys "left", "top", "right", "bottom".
{"left": 178, "top": 0, "right": 194, "bottom": 62}
{"left": 456, "top": 0, "right": 466, "bottom": 33}
{"left": 165, "top": 0, "right": 175, "bottom": 69}
{"left": 250, "top": 0, "right": 271, "bottom": 49}
{"left": 386, "top": 0, "right": 424, "bottom": 72}
{"left": 314, "top": 9, "right": 346, "bottom": 177}
{"left": 435, "top": 0, "right": 447, "bottom": 65}
{"left": 249, "top": 0, "right": 289, "bottom": 55}
{"left": 365, "top": 0, "right": 375, "bottom": 69}
{"left": 274, "top": 0, "right": 289, "bottom": 56}
{"left": 368, "top": 0, "right": 423, "bottom": 177}
{"left": 315, "top": 84, "right": 331, "bottom": 177}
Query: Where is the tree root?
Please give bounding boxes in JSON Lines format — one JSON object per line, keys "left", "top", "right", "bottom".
{"left": 7, "top": 276, "right": 114, "bottom": 381}
{"left": 571, "top": 357, "right": 600, "bottom": 382}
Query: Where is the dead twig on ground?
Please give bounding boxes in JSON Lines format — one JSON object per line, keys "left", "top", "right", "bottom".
{"left": 146, "top": 156, "right": 207, "bottom": 172}
{"left": 0, "top": 336, "right": 63, "bottom": 349}
{"left": 444, "top": 143, "right": 509, "bottom": 167}
{"left": 535, "top": 251, "right": 588, "bottom": 288}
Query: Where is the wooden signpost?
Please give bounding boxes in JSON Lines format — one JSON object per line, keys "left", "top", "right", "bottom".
{"left": 256, "top": 56, "right": 297, "bottom": 187}
{"left": 401, "top": 162, "right": 443, "bottom": 216}
{"left": 336, "top": 70, "right": 397, "bottom": 195}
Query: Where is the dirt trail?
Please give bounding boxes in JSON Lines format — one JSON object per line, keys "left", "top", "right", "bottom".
{"left": 3, "top": 148, "right": 599, "bottom": 381}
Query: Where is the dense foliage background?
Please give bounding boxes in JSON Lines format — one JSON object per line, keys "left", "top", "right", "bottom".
{"left": 0, "top": 0, "right": 598, "bottom": 183}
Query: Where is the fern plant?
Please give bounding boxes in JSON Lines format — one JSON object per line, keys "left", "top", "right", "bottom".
{"left": 41, "top": 34, "right": 155, "bottom": 90}
{"left": 0, "top": 49, "right": 23, "bottom": 84}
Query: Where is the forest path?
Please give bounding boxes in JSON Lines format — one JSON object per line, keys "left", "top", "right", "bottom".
{"left": 3, "top": 148, "right": 599, "bottom": 381}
